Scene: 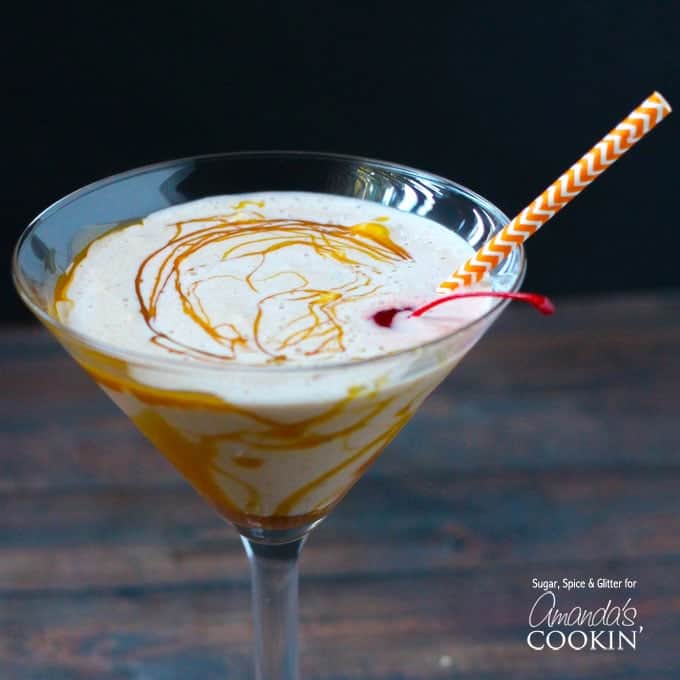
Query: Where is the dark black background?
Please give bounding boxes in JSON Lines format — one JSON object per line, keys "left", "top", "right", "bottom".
{"left": 5, "top": 1, "right": 678, "bottom": 322}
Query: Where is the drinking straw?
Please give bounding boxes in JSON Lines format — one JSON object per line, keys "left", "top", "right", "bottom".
{"left": 438, "top": 92, "right": 671, "bottom": 292}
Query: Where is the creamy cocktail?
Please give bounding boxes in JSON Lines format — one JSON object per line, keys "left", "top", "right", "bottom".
{"left": 53, "top": 192, "right": 494, "bottom": 529}
{"left": 14, "top": 152, "right": 525, "bottom": 680}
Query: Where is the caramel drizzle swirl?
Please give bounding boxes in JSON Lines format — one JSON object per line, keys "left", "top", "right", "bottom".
{"left": 132, "top": 204, "right": 412, "bottom": 362}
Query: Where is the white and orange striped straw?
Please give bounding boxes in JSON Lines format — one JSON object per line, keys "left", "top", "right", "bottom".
{"left": 438, "top": 91, "right": 671, "bottom": 292}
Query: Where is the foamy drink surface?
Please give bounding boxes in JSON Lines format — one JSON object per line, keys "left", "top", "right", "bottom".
{"left": 56, "top": 192, "right": 491, "bottom": 366}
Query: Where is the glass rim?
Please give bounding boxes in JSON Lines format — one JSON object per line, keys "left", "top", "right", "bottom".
{"left": 12, "top": 150, "right": 526, "bottom": 375}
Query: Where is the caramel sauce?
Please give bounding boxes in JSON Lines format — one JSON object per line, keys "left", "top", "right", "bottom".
{"left": 231, "top": 456, "right": 265, "bottom": 469}
{"left": 74, "top": 353, "right": 426, "bottom": 529}
{"left": 86, "top": 359, "right": 416, "bottom": 525}
{"left": 273, "top": 396, "right": 418, "bottom": 516}
{"left": 56, "top": 202, "right": 411, "bottom": 363}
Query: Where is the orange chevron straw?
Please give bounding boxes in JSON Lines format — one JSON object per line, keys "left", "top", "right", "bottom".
{"left": 438, "top": 91, "right": 671, "bottom": 292}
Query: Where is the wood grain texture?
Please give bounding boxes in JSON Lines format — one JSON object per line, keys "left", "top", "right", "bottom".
{"left": 0, "top": 293, "right": 679, "bottom": 678}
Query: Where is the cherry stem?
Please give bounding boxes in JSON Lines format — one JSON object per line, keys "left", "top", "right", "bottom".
{"left": 411, "top": 291, "right": 555, "bottom": 318}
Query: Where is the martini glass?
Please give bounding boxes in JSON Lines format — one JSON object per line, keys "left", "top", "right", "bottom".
{"left": 13, "top": 152, "right": 525, "bottom": 679}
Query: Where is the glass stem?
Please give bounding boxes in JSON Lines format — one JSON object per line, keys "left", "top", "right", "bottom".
{"left": 241, "top": 535, "right": 306, "bottom": 680}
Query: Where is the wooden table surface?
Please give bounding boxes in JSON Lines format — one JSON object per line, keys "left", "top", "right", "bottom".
{"left": 1, "top": 293, "right": 679, "bottom": 679}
